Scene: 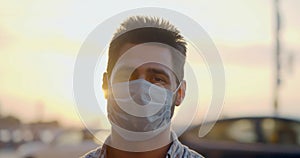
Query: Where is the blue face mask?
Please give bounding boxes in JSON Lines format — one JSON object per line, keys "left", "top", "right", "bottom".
{"left": 107, "top": 79, "right": 181, "bottom": 141}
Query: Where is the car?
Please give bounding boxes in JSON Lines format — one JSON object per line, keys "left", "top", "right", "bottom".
{"left": 179, "top": 116, "right": 300, "bottom": 158}
{"left": 17, "top": 129, "right": 100, "bottom": 158}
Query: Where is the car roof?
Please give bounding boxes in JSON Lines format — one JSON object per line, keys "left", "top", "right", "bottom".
{"left": 203, "top": 115, "right": 300, "bottom": 125}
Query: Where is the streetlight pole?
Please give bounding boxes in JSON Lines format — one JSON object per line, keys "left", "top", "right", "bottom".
{"left": 274, "top": 0, "right": 281, "bottom": 116}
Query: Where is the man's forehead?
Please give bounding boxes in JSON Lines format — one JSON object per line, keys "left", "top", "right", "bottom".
{"left": 119, "top": 62, "right": 173, "bottom": 75}
{"left": 116, "top": 43, "right": 174, "bottom": 70}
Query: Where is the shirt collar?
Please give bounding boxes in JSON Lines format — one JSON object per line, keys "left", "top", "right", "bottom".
{"left": 99, "top": 131, "right": 180, "bottom": 158}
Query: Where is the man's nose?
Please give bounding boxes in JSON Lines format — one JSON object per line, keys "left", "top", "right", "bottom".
{"left": 129, "top": 78, "right": 151, "bottom": 106}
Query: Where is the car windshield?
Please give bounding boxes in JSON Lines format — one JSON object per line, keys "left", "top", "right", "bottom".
{"left": 198, "top": 118, "right": 300, "bottom": 146}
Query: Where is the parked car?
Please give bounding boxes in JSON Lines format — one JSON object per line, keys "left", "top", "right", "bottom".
{"left": 179, "top": 116, "right": 300, "bottom": 158}
{"left": 17, "top": 129, "right": 99, "bottom": 158}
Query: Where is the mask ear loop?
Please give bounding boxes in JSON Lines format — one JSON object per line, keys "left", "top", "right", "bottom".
{"left": 172, "top": 80, "right": 185, "bottom": 108}
{"left": 106, "top": 74, "right": 114, "bottom": 99}
{"left": 173, "top": 81, "right": 183, "bottom": 95}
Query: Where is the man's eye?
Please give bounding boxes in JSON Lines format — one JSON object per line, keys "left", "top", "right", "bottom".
{"left": 152, "top": 77, "right": 166, "bottom": 84}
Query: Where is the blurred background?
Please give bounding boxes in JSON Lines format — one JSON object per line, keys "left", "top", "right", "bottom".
{"left": 0, "top": 0, "right": 299, "bottom": 157}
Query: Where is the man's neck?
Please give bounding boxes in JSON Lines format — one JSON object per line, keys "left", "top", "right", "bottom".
{"left": 106, "top": 143, "right": 171, "bottom": 158}
{"left": 106, "top": 127, "right": 172, "bottom": 158}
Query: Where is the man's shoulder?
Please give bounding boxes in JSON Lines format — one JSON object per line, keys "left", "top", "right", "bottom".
{"left": 81, "top": 146, "right": 103, "bottom": 158}
{"left": 169, "top": 138, "right": 204, "bottom": 158}
{"left": 181, "top": 144, "right": 204, "bottom": 158}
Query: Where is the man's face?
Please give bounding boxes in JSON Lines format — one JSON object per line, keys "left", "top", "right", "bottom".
{"left": 103, "top": 43, "right": 186, "bottom": 107}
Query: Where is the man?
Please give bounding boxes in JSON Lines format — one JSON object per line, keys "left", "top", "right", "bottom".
{"left": 82, "top": 16, "right": 203, "bottom": 158}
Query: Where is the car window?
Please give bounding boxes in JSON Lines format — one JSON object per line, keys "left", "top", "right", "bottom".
{"left": 291, "top": 122, "right": 300, "bottom": 145}
{"left": 203, "top": 119, "right": 257, "bottom": 143}
{"left": 261, "top": 118, "right": 300, "bottom": 146}
{"left": 227, "top": 119, "right": 257, "bottom": 143}
{"left": 55, "top": 131, "right": 83, "bottom": 146}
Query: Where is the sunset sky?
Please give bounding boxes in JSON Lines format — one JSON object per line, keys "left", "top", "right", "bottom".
{"left": 0, "top": 0, "right": 299, "bottom": 128}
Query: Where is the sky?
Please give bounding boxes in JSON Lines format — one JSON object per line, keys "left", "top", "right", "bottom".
{"left": 0, "top": 0, "right": 299, "bottom": 128}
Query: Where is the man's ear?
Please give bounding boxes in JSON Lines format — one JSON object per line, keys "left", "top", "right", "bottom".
{"left": 175, "top": 80, "right": 186, "bottom": 106}
{"left": 102, "top": 72, "right": 108, "bottom": 99}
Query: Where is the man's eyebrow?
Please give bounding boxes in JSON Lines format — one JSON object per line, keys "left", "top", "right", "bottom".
{"left": 147, "top": 68, "right": 170, "bottom": 79}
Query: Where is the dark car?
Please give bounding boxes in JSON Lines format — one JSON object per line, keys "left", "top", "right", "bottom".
{"left": 179, "top": 116, "right": 300, "bottom": 158}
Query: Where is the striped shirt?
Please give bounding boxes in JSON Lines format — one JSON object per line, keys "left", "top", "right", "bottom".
{"left": 82, "top": 132, "right": 204, "bottom": 158}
